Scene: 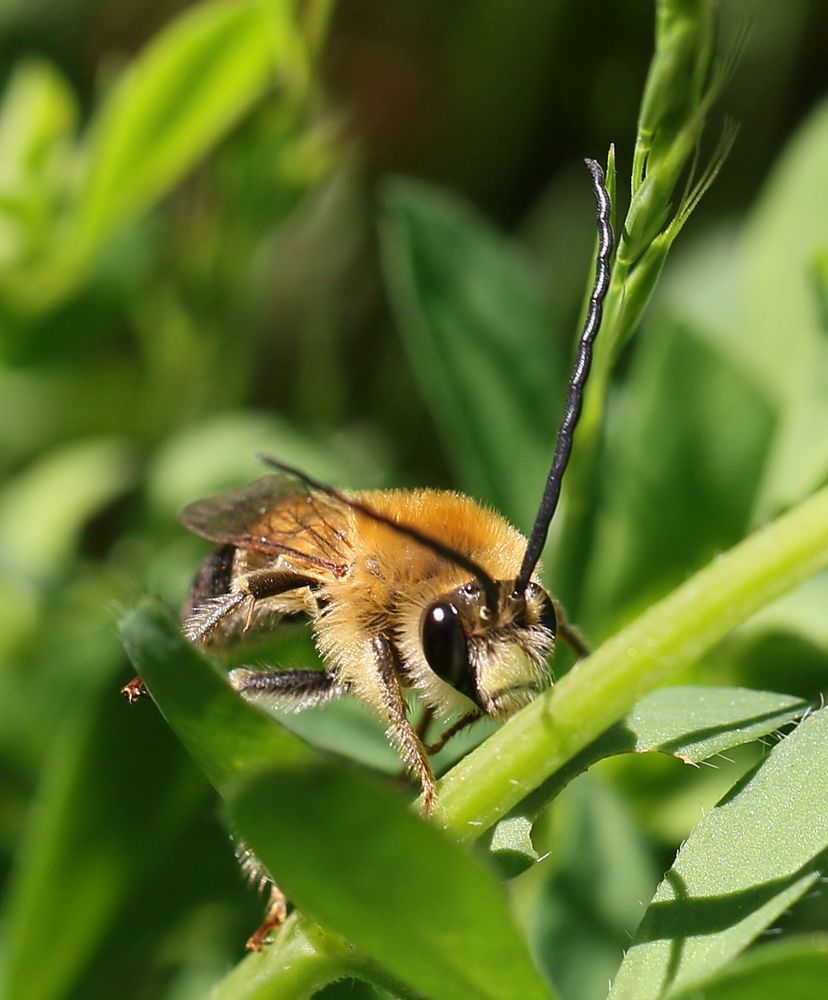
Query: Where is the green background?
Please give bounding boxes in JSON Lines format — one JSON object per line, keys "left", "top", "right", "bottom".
{"left": 0, "top": 1, "right": 826, "bottom": 998}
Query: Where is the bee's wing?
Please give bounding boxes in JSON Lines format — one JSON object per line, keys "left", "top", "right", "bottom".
{"left": 181, "top": 475, "right": 352, "bottom": 577}
{"left": 181, "top": 476, "right": 301, "bottom": 541}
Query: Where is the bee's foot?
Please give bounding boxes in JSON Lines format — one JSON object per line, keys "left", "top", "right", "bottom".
{"left": 121, "top": 677, "right": 147, "bottom": 703}
{"left": 245, "top": 888, "right": 288, "bottom": 952}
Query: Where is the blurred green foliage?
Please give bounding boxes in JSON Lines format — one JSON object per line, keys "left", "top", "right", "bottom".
{"left": 0, "top": 1, "right": 826, "bottom": 998}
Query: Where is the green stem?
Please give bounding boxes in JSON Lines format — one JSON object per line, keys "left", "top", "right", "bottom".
{"left": 210, "top": 916, "right": 345, "bottom": 1000}
{"left": 209, "top": 912, "right": 424, "bottom": 1000}
{"left": 434, "top": 481, "right": 828, "bottom": 839}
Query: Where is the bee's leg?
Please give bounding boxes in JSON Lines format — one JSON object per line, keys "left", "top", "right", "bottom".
{"left": 372, "top": 634, "right": 436, "bottom": 816}
{"left": 229, "top": 669, "right": 346, "bottom": 950}
{"left": 121, "top": 587, "right": 248, "bottom": 701}
{"left": 123, "top": 570, "right": 320, "bottom": 702}
{"left": 182, "top": 568, "right": 316, "bottom": 644}
{"left": 229, "top": 667, "right": 347, "bottom": 712}
{"left": 182, "top": 590, "right": 247, "bottom": 643}
{"left": 425, "top": 710, "right": 483, "bottom": 756}
{"left": 415, "top": 704, "right": 436, "bottom": 743}
{"left": 121, "top": 676, "right": 148, "bottom": 701}
{"left": 236, "top": 838, "right": 288, "bottom": 951}
{"left": 558, "top": 619, "right": 591, "bottom": 659}
{"left": 120, "top": 588, "right": 248, "bottom": 701}
{"left": 246, "top": 884, "right": 288, "bottom": 952}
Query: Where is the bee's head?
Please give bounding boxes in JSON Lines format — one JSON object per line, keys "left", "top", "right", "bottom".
{"left": 420, "top": 579, "right": 556, "bottom": 718}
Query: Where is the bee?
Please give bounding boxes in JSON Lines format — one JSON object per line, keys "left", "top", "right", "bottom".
{"left": 124, "top": 158, "right": 613, "bottom": 949}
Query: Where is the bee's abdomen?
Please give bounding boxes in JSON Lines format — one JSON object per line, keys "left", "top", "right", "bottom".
{"left": 182, "top": 543, "right": 236, "bottom": 620}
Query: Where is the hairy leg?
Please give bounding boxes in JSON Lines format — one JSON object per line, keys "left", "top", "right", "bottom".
{"left": 229, "top": 666, "right": 347, "bottom": 948}
{"left": 183, "top": 567, "right": 317, "bottom": 643}
{"left": 558, "top": 619, "right": 591, "bottom": 659}
{"left": 122, "top": 567, "right": 319, "bottom": 701}
{"left": 229, "top": 666, "right": 348, "bottom": 711}
{"left": 425, "top": 710, "right": 483, "bottom": 756}
{"left": 372, "top": 634, "right": 436, "bottom": 815}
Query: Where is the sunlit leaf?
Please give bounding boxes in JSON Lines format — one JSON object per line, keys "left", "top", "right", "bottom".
{"left": 147, "top": 411, "right": 373, "bottom": 518}
{"left": 0, "top": 58, "right": 77, "bottom": 272}
{"left": 740, "top": 97, "right": 828, "bottom": 517}
{"left": 513, "top": 686, "right": 808, "bottom": 822}
{"left": 658, "top": 98, "right": 828, "bottom": 523}
{"left": 482, "top": 814, "right": 539, "bottom": 880}
{"left": 582, "top": 320, "right": 775, "bottom": 628}
{"left": 75, "top": 0, "right": 305, "bottom": 251}
{"left": 0, "top": 59, "right": 77, "bottom": 176}
{"left": 668, "top": 934, "right": 828, "bottom": 1000}
{"left": 610, "top": 706, "right": 828, "bottom": 999}
{"left": 605, "top": 685, "right": 807, "bottom": 762}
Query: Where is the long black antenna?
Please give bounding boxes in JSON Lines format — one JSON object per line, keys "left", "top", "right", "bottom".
{"left": 516, "top": 157, "right": 614, "bottom": 591}
{"left": 257, "top": 454, "right": 501, "bottom": 611}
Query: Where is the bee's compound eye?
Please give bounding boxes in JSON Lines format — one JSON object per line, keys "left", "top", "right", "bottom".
{"left": 422, "top": 602, "right": 470, "bottom": 691}
{"left": 538, "top": 593, "right": 557, "bottom": 637}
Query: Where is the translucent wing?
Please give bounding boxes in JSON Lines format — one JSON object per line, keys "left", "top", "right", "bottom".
{"left": 180, "top": 475, "right": 352, "bottom": 577}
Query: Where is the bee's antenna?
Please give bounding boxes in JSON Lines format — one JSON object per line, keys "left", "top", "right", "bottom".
{"left": 515, "top": 157, "right": 614, "bottom": 592}
{"left": 257, "top": 455, "right": 501, "bottom": 610}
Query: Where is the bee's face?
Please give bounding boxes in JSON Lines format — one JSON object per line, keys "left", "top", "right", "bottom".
{"left": 420, "top": 579, "right": 556, "bottom": 718}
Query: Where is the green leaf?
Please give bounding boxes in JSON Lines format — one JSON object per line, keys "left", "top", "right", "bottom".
{"left": 0, "top": 437, "right": 133, "bottom": 661}
{"left": 739, "top": 97, "right": 828, "bottom": 518}
{"left": 482, "top": 814, "right": 539, "bottom": 880}
{"left": 739, "top": 572, "right": 828, "bottom": 655}
{"left": 266, "top": 697, "right": 401, "bottom": 775}
{"left": 494, "top": 686, "right": 808, "bottom": 829}
{"left": 122, "top": 603, "right": 551, "bottom": 999}
{"left": 668, "top": 934, "right": 828, "bottom": 1000}
{"left": 660, "top": 99, "right": 828, "bottom": 523}
{"left": 228, "top": 764, "right": 557, "bottom": 1000}
{"left": 120, "top": 599, "right": 313, "bottom": 794}
{"left": 484, "top": 685, "right": 805, "bottom": 888}
{"left": 0, "top": 58, "right": 77, "bottom": 273}
{"left": 582, "top": 320, "right": 775, "bottom": 628}
{"left": 380, "top": 178, "right": 565, "bottom": 528}
{"left": 0, "top": 59, "right": 77, "bottom": 178}
{"left": 605, "top": 685, "right": 807, "bottom": 763}
{"left": 610, "top": 705, "right": 828, "bottom": 999}
{"left": 75, "top": 0, "right": 305, "bottom": 252}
